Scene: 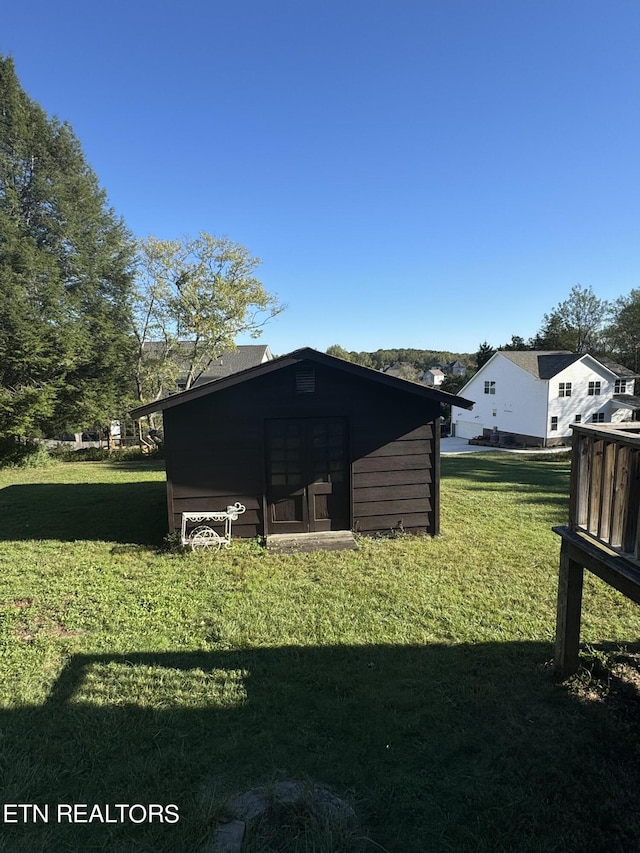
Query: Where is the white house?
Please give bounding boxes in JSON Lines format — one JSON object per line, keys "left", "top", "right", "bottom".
{"left": 452, "top": 351, "right": 639, "bottom": 447}
{"left": 423, "top": 368, "right": 445, "bottom": 387}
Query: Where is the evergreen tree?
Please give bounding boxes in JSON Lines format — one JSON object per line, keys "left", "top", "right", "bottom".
{"left": 0, "top": 56, "right": 135, "bottom": 438}
{"left": 475, "top": 341, "right": 496, "bottom": 370}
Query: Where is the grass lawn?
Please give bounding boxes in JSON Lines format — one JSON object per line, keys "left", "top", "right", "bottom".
{"left": 1, "top": 453, "right": 640, "bottom": 852}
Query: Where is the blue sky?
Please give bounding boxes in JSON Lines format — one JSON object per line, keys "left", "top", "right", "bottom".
{"left": 2, "top": 1, "right": 639, "bottom": 356}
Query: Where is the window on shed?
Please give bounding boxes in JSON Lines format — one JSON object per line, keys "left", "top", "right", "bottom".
{"left": 588, "top": 381, "right": 601, "bottom": 396}
{"left": 559, "top": 382, "right": 572, "bottom": 397}
{"left": 484, "top": 381, "right": 495, "bottom": 395}
{"left": 295, "top": 367, "right": 316, "bottom": 393}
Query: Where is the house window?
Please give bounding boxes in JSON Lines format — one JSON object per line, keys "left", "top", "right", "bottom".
{"left": 550, "top": 417, "right": 558, "bottom": 431}
{"left": 484, "top": 381, "right": 495, "bottom": 395}
{"left": 574, "top": 414, "right": 582, "bottom": 423}
{"left": 558, "top": 382, "right": 572, "bottom": 397}
{"left": 615, "top": 379, "right": 628, "bottom": 393}
{"left": 591, "top": 412, "right": 605, "bottom": 423}
{"left": 588, "top": 381, "right": 601, "bottom": 396}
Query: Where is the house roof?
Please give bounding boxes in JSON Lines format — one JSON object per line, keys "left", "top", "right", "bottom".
{"left": 191, "top": 345, "right": 272, "bottom": 382}
{"left": 612, "top": 395, "right": 640, "bottom": 410}
{"left": 498, "top": 350, "right": 638, "bottom": 380}
{"left": 595, "top": 357, "right": 639, "bottom": 380}
{"left": 142, "top": 343, "right": 272, "bottom": 384}
{"left": 498, "top": 351, "right": 583, "bottom": 379}
{"left": 131, "top": 347, "right": 475, "bottom": 419}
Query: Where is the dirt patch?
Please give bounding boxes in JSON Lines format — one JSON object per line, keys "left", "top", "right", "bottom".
{"left": 212, "top": 780, "right": 363, "bottom": 853}
{"left": 0, "top": 598, "right": 34, "bottom": 610}
{"left": 13, "top": 616, "right": 84, "bottom": 643}
{"left": 568, "top": 649, "right": 640, "bottom": 722}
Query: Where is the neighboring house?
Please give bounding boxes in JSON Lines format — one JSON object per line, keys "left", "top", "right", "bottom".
{"left": 423, "top": 368, "right": 445, "bottom": 387}
{"left": 451, "top": 351, "right": 639, "bottom": 447}
{"left": 432, "top": 360, "right": 469, "bottom": 376}
{"left": 142, "top": 343, "right": 272, "bottom": 393}
{"left": 131, "top": 348, "right": 474, "bottom": 541}
{"left": 382, "top": 361, "right": 423, "bottom": 382}
{"left": 446, "top": 360, "right": 468, "bottom": 376}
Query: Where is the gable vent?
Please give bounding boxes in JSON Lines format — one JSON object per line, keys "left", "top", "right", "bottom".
{"left": 295, "top": 367, "right": 316, "bottom": 393}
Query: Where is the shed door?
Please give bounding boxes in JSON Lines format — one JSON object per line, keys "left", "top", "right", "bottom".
{"left": 265, "top": 418, "right": 350, "bottom": 534}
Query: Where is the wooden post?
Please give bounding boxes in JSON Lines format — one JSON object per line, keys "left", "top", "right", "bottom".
{"left": 554, "top": 542, "right": 584, "bottom": 677}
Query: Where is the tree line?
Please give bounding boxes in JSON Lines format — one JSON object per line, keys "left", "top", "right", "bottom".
{"left": 328, "top": 283, "right": 640, "bottom": 395}
{"left": 324, "top": 346, "right": 473, "bottom": 373}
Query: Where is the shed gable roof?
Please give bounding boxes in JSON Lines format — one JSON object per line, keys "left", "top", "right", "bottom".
{"left": 131, "top": 347, "right": 475, "bottom": 418}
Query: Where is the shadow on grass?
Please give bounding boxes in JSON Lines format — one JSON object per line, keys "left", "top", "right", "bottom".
{"left": 442, "top": 454, "right": 571, "bottom": 493}
{"left": 2, "top": 642, "right": 640, "bottom": 852}
{"left": 0, "top": 481, "right": 167, "bottom": 545}
{"left": 442, "top": 455, "right": 572, "bottom": 522}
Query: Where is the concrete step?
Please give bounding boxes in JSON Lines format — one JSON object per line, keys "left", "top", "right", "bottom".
{"left": 266, "top": 530, "right": 357, "bottom": 553}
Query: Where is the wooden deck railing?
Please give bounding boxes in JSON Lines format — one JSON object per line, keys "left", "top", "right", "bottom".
{"left": 554, "top": 422, "right": 640, "bottom": 675}
{"left": 569, "top": 423, "right": 640, "bottom": 565}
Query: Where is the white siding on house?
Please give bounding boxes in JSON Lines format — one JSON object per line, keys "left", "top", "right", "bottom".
{"left": 452, "top": 356, "right": 548, "bottom": 441}
{"left": 547, "top": 358, "right": 616, "bottom": 438}
{"left": 424, "top": 369, "right": 445, "bottom": 386}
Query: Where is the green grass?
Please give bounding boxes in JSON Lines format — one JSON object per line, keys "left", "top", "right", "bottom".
{"left": 0, "top": 454, "right": 640, "bottom": 851}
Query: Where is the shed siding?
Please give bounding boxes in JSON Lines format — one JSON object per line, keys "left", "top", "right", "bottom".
{"left": 352, "top": 423, "right": 434, "bottom": 534}
{"left": 162, "top": 361, "right": 441, "bottom": 537}
{"left": 164, "top": 390, "right": 265, "bottom": 537}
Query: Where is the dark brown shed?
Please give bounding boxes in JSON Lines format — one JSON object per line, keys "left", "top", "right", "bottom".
{"left": 131, "top": 348, "right": 474, "bottom": 542}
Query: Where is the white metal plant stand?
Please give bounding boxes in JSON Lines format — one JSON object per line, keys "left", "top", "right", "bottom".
{"left": 181, "top": 503, "right": 246, "bottom": 551}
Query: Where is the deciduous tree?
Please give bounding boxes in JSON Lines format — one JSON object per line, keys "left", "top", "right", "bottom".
{"left": 325, "top": 346, "right": 374, "bottom": 368}
{"left": 133, "top": 234, "right": 284, "bottom": 403}
{"left": 326, "top": 345, "right": 354, "bottom": 362}
{"left": 605, "top": 289, "right": 640, "bottom": 374}
{"left": 500, "top": 335, "right": 529, "bottom": 351}
{"left": 533, "top": 285, "right": 610, "bottom": 353}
